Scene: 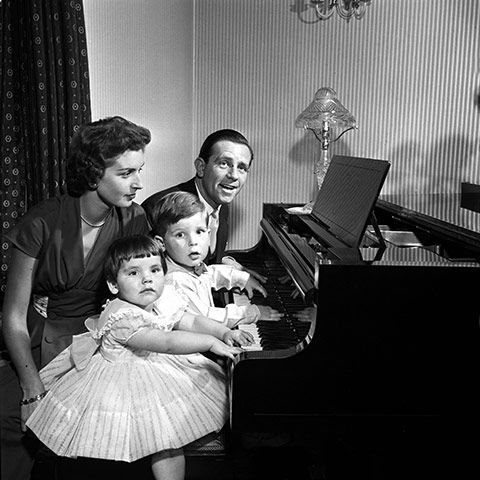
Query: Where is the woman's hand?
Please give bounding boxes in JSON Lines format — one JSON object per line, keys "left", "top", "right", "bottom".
{"left": 20, "top": 399, "right": 41, "bottom": 432}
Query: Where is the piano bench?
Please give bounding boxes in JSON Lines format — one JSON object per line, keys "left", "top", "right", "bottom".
{"left": 184, "top": 428, "right": 229, "bottom": 458}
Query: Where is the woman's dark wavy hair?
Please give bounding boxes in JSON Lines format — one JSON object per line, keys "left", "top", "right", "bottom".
{"left": 149, "top": 191, "right": 205, "bottom": 238}
{"left": 104, "top": 235, "right": 166, "bottom": 284}
{"left": 66, "top": 116, "right": 151, "bottom": 197}
{"left": 197, "top": 129, "right": 254, "bottom": 164}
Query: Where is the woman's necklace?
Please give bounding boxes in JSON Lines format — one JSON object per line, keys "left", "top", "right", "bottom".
{"left": 80, "top": 212, "right": 110, "bottom": 228}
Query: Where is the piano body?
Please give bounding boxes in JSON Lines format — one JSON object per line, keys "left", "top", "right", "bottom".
{"left": 227, "top": 193, "right": 480, "bottom": 474}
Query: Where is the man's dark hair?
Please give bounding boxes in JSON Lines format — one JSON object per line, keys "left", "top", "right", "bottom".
{"left": 197, "top": 129, "right": 253, "bottom": 164}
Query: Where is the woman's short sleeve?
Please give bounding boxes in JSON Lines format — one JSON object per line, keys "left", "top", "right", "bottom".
{"left": 6, "top": 202, "right": 53, "bottom": 258}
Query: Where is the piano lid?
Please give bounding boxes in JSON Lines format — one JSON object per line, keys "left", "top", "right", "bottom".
{"left": 378, "top": 191, "right": 480, "bottom": 236}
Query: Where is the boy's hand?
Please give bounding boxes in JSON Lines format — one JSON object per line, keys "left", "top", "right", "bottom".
{"left": 244, "top": 276, "right": 267, "bottom": 299}
{"left": 222, "top": 256, "right": 267, "bottom": 284}
{"left": 223, "top": 329, "right": 254, "bottom": 347}
{"left": 244, "top": 267, "right": 267, "bottom": 284}
{"left": 256, "top": 305, "right": 283, "bottom": 321}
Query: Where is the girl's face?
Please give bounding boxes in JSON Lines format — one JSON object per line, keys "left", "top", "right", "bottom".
{"left": 108, "top": 255, "right": 165, "bottom": 308}
{"left": 161, "top": 211, "right": 210, "bottom": 271}
{"left": 95, "top": 150, "right": 145, "bottom": 208}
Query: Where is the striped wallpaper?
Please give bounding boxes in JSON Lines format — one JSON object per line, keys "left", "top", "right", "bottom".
{"left": 193, "top": 0, "right": 480, "bottom": 250}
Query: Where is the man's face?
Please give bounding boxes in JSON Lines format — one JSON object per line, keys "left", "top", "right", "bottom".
{"left": 195, "top": 140, "right": 252, "bottom": 208}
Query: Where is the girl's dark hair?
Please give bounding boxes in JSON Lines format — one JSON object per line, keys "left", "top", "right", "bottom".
{"left": 66, "top": 116, "right": 151, "bottom": 197}
{"left": 197, "top": 129, "right": 254, "bottom": 164}
{"left": 104, "top": 235, "right": 166, "bottom": 284}
{"left": 150, "top": 191, "right": 206, "bottom": 237}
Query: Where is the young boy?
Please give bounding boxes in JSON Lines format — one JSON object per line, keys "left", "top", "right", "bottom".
{"left": 150, "top": 191, "right": 282, "bottom": 328}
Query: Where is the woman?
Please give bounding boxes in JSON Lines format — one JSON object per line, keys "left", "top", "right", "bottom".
{"left": 0, "top": 116, "right": 151, "bottom": 480}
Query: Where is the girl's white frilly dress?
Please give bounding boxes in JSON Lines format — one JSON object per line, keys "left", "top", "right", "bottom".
{"left": 25, "top": 285, "right": 228, "bottom": 462}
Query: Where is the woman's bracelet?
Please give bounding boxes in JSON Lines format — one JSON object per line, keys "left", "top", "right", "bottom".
{"left": 19, "top": 390, "right": 48, "bottom": 406}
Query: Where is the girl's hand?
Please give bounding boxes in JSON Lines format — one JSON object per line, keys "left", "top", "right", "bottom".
{"left": 223, "top": 329, "right": 254, "bottom": 347}
{"left": 209, "top": 338, "right": 244, "bottom": 360}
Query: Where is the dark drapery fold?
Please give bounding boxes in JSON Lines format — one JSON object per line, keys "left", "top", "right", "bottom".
{"left": 0, "top": 0, "right": 91, "bottom": 300}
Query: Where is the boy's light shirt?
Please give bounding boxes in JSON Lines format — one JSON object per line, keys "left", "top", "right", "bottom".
{"left": 165, "top": 256, "right": 260, "bottom": 327}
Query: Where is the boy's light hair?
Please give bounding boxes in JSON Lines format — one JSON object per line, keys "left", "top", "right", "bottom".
{"left": 150, "top": 191, "right": 206, "bottom": 237}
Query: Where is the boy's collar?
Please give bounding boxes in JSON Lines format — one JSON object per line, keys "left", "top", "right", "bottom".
{"left": 165, "top": 255, "right": 207, "bottom": 276}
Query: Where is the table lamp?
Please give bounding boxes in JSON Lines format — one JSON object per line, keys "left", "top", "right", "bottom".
{"left": 296, "top": 87, "right": 357, "bottom": 189}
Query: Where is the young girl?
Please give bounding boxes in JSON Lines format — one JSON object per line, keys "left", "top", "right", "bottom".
{"left": 25, "top": 235, "right": 253, "bottom": 480}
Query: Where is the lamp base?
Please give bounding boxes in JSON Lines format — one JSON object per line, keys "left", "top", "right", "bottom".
{"left": 314, "top": 148, "right": 331, "bottom": 189}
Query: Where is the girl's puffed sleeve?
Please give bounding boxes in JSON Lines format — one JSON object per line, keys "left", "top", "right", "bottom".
{"left": 107, "top": 308, "right": 159, "bottom": 344}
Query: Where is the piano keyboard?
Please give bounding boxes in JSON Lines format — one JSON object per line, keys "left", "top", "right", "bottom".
{"left": 233, "top": 259, "right": 311, "bottom": 351}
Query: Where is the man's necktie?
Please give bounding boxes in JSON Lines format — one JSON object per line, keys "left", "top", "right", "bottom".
{"left": 209, "top": 209, "right": 219, "bottom": 253}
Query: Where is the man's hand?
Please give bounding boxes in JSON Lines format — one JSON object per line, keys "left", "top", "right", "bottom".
{"left": 295, "top": 306, "right": 317, "bottom": 322}
{"left": 256, "top": 305, "right": 283, "bottom": 321}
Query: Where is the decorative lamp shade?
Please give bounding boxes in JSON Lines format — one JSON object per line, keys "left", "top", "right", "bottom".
{"left": 295, "top": 87, "right": 357, "bottom": 131}
{"left": 296, "top": 87, "right": 357, "bottom": 191}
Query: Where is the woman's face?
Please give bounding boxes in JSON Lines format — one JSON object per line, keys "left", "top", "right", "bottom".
{"left": 95, "top": 150, "right": 145, "bottom": 208}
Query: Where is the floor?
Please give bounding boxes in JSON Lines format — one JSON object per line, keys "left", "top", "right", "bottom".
{"left": 31, "top": 424, "right": 446, "bottom": 480}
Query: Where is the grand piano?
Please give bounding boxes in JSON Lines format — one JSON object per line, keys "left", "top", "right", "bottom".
{"left": 227, "top": 157, "right": 479, "bottom": 477}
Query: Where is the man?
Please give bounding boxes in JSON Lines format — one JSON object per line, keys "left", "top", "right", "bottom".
{"left": 142, "top": 129, "right": 266, "bottom": 284}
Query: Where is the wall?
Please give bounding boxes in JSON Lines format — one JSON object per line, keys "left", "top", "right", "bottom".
{"left": 194, "top": 0, "right": 480, "bottom": 250}
{"left": 83, "top": 0, "right": 194, "bottom": 204}
{"left": 84, "top": 0, "right": 480, "bottom": 250}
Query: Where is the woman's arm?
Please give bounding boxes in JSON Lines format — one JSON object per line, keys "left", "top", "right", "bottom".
{"left": 2, "top": 248, "right": 44, "bottom": 429}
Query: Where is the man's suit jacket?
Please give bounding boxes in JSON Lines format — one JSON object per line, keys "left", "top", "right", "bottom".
{"left": 142, "top": 177, "right": 229, "bottom": 264}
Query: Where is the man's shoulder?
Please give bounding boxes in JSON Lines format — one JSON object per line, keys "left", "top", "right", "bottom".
{"left": 142, "top": 177, "right": 197, "bottom": 213}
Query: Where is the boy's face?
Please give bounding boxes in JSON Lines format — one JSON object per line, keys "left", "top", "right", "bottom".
{"left": 161, "top": 211, "right": 210, "bottom": 270}
{"left": 107, "top": 255, "right": 165, "bottom": 309}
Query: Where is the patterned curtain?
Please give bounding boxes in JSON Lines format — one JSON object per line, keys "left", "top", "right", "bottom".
{"left": 0, "top": 0, "right": 91, "bottom": 300}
